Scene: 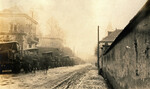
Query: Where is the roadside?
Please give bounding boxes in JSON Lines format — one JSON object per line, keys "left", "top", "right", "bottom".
{"left": 75, "top": 66, "right": 109, "bottom": 89}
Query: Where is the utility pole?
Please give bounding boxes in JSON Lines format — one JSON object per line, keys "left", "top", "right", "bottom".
{"left": 97, "top": 26, "right": 100, "bottom": 69}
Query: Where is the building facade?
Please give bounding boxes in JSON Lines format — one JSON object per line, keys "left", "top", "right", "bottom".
{"left": 0, "top": 6, "right": 38, "bottom": 50}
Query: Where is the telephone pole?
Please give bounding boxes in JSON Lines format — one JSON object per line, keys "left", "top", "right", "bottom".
{"left": 97, "top": 26, "right": 100, "bottom": 69}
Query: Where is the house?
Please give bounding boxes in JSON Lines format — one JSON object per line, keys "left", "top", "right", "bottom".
{"left": 0, "top": 6, "right": 39, "bottom": 50}
{"left": 98, "top": 29, "right": 122, "bottom": 71}
{"left": 99, "top": 29, "right": 122, "bottom": 54}
{"left": 99, "top": 0, "right": 150, "bottom": 89}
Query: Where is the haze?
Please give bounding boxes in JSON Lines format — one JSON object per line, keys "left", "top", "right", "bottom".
{"left": 0, "top": 0, "right": 147, "bottom": 60}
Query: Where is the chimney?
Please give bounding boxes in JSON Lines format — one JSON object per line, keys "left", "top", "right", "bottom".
{"left": 108, "top": 31, "right": 112, "bottom": 35}
{"left": 106, "top": 22, "right": 113, "bottom": 36}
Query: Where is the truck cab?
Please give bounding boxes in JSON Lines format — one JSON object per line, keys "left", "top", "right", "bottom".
{"left": 0, "top": 41, "right": 21, "bottom": 73}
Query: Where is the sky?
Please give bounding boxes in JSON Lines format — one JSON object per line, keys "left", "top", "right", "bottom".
{"left": 0, "top": 0, "right": 147, "bottom": 60}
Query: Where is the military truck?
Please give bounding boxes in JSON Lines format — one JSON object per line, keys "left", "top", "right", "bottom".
{"left": 0, "top": 42, "right": 21, "bottom": 73}
{"left": 22, "top": 48, "right": 39, "bottom": 73}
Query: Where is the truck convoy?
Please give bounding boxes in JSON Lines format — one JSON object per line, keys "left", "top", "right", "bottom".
{"left": 0, "top": 42, "right": 77, "bottom": 73}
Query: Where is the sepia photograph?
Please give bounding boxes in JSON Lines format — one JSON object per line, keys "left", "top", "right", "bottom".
{"left": 0, "top": 0, "right": 149, "bottom": 89}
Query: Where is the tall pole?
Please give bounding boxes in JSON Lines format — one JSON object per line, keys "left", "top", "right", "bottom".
{"left": 97, "top": 26, "right": 100, "bottom": 69}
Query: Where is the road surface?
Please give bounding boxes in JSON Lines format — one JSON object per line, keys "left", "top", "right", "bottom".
{"left": 0, "top": 64, "right": 110, "bottom": 89}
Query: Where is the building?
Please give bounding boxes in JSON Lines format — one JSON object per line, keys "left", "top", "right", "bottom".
{"left": 0, "top": 6, "right": 38, "bottom": 50}
{"left": 98, "top": 29, "right": 122, "bottom": 68}
{"left": 38, "top": 37, "right": 63, "bottom": 48}
{"left": 99, "top": 1, "right": 150, "bottom": 89}
{"left": 99, "top": 29, "right": 122, "bottom": 53}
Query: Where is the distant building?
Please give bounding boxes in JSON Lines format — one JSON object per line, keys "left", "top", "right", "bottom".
{"left": 98, "top": 29, "right": 122, "bottom": 71}
{"left": 38, "top": 37, "right": 63, "bottom": 49}
{"left": 99, "top": 29, "right": 122, "bottom": 55}
{"left": 0, "top": 6, "right": 39, "bottom": 50}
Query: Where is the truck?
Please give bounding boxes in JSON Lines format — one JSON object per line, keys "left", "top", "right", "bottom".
{"left": 0, "top": 42, "right": 21, "bottom": 73}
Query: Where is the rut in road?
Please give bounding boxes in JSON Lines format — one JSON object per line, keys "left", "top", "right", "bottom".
{"left": 31, "top": 65, "right": 92, "bottom": 89}
{"left": 51, "top": 66, "right": 92, "bottom": 89}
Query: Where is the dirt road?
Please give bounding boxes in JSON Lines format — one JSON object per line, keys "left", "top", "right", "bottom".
{"left": 0, "top": 64, "right": 109, "bottom": 89}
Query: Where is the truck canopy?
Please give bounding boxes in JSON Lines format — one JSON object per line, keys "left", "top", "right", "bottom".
{"left": 0, "top": 42, "right": 19, "bottom": 51}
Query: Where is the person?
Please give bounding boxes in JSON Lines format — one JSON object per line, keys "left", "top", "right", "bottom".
{"left": 43, "top": 55, "right": 49, "bottom": 74}
{"left": 32, "top": 53, "right": 38, "bottom": 73}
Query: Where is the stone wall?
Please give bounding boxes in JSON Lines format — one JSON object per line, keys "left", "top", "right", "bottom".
{"left": 101, "top": 15, "right": 150, "bottom": 89}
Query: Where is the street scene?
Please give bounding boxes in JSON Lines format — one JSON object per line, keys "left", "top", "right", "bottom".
{"left": 0, "top": 0, "right": 150, "bottom": 89}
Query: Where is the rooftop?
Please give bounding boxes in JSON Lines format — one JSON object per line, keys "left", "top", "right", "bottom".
{"left": 0, "top": 6, "right": 38, "bottom": 24}
{"left": 100, "top": 29, "right": 122, "bottom": 43}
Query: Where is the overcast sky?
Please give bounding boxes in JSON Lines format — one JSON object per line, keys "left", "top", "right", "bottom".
{"left": 0, "top": 0, "right": 147, "bottom": 59}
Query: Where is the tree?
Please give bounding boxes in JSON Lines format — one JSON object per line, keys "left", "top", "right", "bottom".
{"left": 47, "top": 17, "right": 65, "bottom": 40}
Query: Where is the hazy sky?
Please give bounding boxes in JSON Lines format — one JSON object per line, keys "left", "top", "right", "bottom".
{"left": 0, "top": 0, "right": 147, "bottom": 59}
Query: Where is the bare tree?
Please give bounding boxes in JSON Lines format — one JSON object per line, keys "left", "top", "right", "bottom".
{"left": 47, "top": 17, "right": 65, "bottom": 40}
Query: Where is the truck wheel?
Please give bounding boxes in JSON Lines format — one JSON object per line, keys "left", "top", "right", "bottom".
{"left": 12, "top": 66, "right": 21, "bottom": 73}
{"left": 12, "top": 61, "right": 21, "bottom": 73}
{"left": 0, "top": 69, "right": 2, "bottom": 74}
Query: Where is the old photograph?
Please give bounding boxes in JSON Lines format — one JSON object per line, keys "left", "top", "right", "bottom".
{"left": 0, "top": 0, "right": 149, "bottom": 89}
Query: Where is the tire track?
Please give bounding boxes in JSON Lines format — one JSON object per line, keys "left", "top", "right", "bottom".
{"left": 51, "top": 65, "right": 91, "bottom": 89}
{"left": 31, "top": 65, "right": 92, "bottom": 89}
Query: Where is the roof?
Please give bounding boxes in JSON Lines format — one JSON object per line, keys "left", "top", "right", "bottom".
{"left": 0, "top": 32, "right": 26, "bottom": 35}
{"left": 24, "top": 48, "right": 38, "bottom": 51}
{"left": 2, "top": 6, "right": 22, "bottom": 13}
{"left": 104, "top": 0, "right": 150, "bottom": 55}
{"left": 41, "top": 37, "right": 63, "bottom": 41}
{"left": 63, "top": 55, "right": 70, "bottom": 58}
{"left": 0, "top": 41, "right": 18, "bottom": 44}
{"left": 42, "top": 51, "right": 53, "bottom": 54}
{"left": 100, "top": 29, "right": 122, "bottom": 43}
{"left": 0, "top": 6, "right": 38, "bottom": 24}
